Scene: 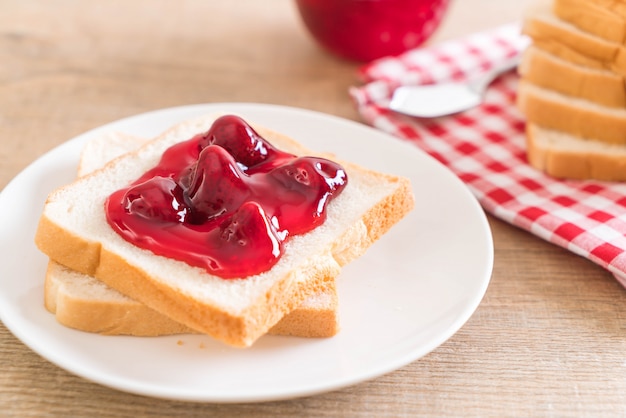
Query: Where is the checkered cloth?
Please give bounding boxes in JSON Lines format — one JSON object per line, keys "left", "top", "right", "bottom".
{"left": 349, "top": 23, "right": 626, "bottom": 287}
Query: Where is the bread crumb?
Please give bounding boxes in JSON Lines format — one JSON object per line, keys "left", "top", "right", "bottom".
{"left": 177, "top": 340, "right": 184, "bottom": 346}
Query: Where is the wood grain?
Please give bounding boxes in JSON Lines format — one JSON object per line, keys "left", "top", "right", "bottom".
{"left": 2, "top": 1, "right": 626, "bottom": 416}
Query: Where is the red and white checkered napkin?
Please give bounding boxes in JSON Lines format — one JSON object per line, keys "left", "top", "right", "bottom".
{"left": 349, "top": 23, "right": 626, "bottom": 287}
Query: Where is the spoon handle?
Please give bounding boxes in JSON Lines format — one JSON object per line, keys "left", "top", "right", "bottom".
{"left": 468, "top": 54, "right": 521, "bottom": 95}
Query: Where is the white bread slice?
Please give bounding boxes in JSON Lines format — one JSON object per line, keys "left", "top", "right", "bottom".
{"left": 519, "top": 46, "right": 626, "bottom": 109}
{"left": 35, "top": 114, "right": 415, "bottom": 347}
{"left": 43, "top": 132, "right": 339, "bottom": 338}
{"left": 45, "top": 261, "right": 193, "bottom": 336}
{"left": 525, "top": 123, "right": 626, "bottom": 181}
{"left": 76, "top": 132, "right": 147, "bottom": 177}
{"left": 517, "top": 80, "right": 626, "bottom": 145}
{"left": 553, "top": 0, "right": 626, "bottom": 45}
{"left": 45, "top": 261, "right": 340, "bottom": 337}
{"left": 522, "top": 2, "right": 626, "bottom": 76}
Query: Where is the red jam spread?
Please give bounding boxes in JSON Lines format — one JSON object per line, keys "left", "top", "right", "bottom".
{"left": 105, "top": 115, "right": 348, "bottom": 278}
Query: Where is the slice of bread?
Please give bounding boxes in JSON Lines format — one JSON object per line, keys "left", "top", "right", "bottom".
{"left": 45, "top": 260, "right": 339, "bottom": 337}
{"left": 522, "top": 2, "right": 626, "bottom": 76}
{"left": 45, "top": 261, "right": 194, "bottom": 336}
{"left": 517, "top": 80, "right": 626, "bottom": 145}
{"left": 35, "top": 114, "right": 415, "bottom": 347}
{"left": 553, "top": 0, "right": 626, "bottom": 45}
{"left": 519, "top": 46, "right": 626, "bottom": 109}
{"left": 43, "top": 132, "right": 339, "bottom": 338}
{"left": 525, "top": 123, "right": 626, "bottom": 181}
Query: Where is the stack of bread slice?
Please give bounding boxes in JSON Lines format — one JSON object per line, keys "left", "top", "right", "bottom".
{"left": 35, "top": 114, "right": 415, "bottom": 347}
{"left": 517, "top": 0, "right": 626, "bottom": 181}
{"left": 44, "top": 132, "right": 340, "bottom": 339}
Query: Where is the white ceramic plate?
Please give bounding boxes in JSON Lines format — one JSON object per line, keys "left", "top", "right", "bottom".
{"left": 0, "top": 104, "right": 493, "bottom": 403}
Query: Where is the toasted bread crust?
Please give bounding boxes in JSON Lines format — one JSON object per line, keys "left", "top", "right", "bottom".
{"left": 519, "top": 46, "right": 626, "bottom": 109}
{"left": 517, "top": 81, "right": 626, "bottom": 145}
{"left": 267, "top": 294, "right": 339, "bottom": 337}
{"left": 525, "top": 123, "right": 626, "bottom": 181}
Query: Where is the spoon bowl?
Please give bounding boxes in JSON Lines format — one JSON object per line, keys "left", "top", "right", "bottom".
{"left": 389, "top": 55, "right": 520, "bottom": 118}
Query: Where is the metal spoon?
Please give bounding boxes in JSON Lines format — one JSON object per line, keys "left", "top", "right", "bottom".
{"left": 388, "top": 55, "right": 520, "bottom": 118}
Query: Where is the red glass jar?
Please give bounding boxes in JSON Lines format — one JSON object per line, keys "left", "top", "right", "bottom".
{"left": 295, "top": 0, "right": 450, "bottom": 62}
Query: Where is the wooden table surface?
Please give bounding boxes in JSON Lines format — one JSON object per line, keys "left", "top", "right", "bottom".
{"left": 2, "top": 1, "right": 626, "bottom": 416}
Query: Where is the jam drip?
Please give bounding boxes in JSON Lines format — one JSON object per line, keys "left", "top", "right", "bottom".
{"left": 105, "top": 115, "right": 348, "bottom": 278}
